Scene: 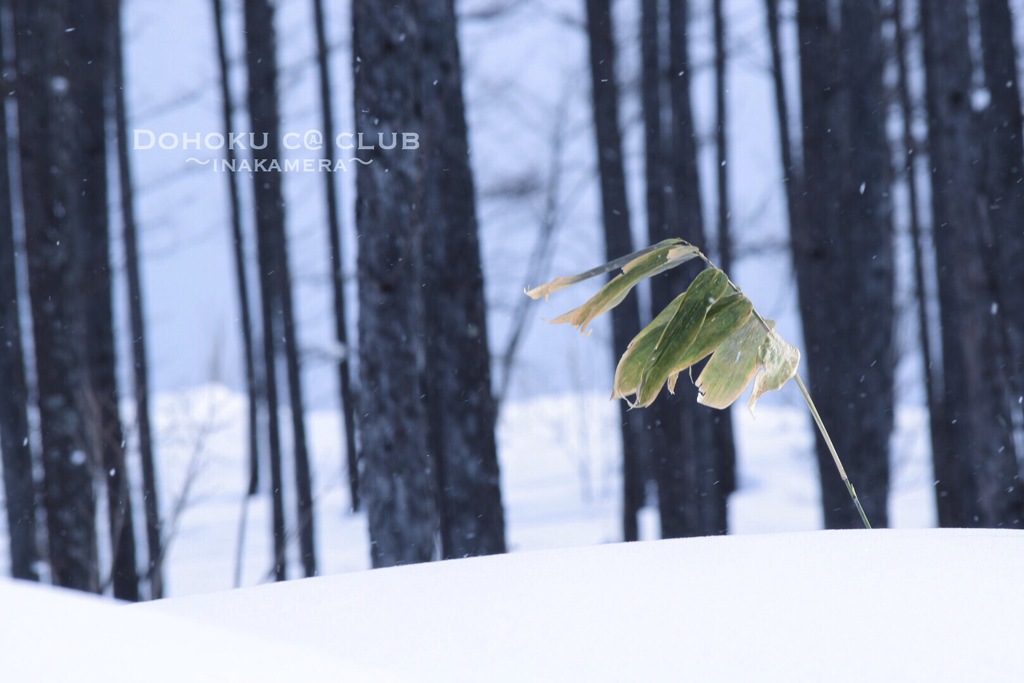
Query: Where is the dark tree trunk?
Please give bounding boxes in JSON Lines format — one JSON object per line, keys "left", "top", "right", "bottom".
{"left": 14, "top": 0, "right": 98, "bottom": 593}
{"left": 652, "top": 0, "right": 724, "bottom": 537}
{"left": 977, "top": 0, "right": 1024, "bottom": 414}
{"left": 647, "top": 0, "right": 694, "bottom": 539}
{"left": 212, "top": 0, "right": 261, "bottom": 504}
{"left": 920, "top": 0, "right": 1023, "bottom": 527}
{"left": 830, "top": 0, "right": 894, "bottom": 527}
{"left": 212, "top": 0, "right": 264, "bottom": 588}
{"left": 247, "top": 0, "right": 317, "bottom": 579}
{"left": 711, "top": 0, "right": 737, "bottom": 502}
{"left": 111, "top": 0, "right": 160, "bottom": 600}
{"left": 311, "top": 0, "right": 360, "bottom": 514}
{"left": 764, "top": 0, "right": 802, "bottom": 235}
{"left": 72, "top": 0, "right": 139, "bottom": 601}
{"left": 279, "top": 232, "right": 317, "bottom": 576}
{"left": 0, "top": 7, "right": 38, "bottom": 581}
{"left": 637, "top": 0, "right": 663, "bottom": 542}
{"left": 584, "top": 0, "right": 648, "bottom": 542}
{"left": 892, "top": 0, "right": 954, "bottom": 521}
{"left": 793, "top": 5, "right": 841, "bottom": 532}
{"left": 245, "top": 0, "right": 320, "bottom": 579}
{"left": 419, "top": 0, "right": 506, "bottom": 559}
{"left": 243, "top": 0, "right": 290, "bottom": 580}
{"left": 712, "top": 0, "right": 730, "bottom": 276}
{"left": 71, "top": 0, "right": 139, "bottom": 600}
{"left": 794, "top": 0, "right": 893, "bottom": 529}
{"left": 352, "top": 0, "right": 439, "bottom": 567}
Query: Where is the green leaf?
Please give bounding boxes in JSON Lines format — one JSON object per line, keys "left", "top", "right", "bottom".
{"left": 695, "top": 316, "right": 770, "bottom": 409}
{"left": 525, "top": 239, "right": 691, "bottom": 301}
{"left": 612, "top": 291, "right": 688, "bottom": 401}
{"left": 545, "top": 243, "right": 701, "bottom": 334}
{"left": 694, "top": 317, "right": 801, "bottom": 414}
{"left": 665, "top": 293, "right": 753, "bottom": 394}
{"left": 612, "top": 268, "right": 736, "bottom": 407}
{"left": 633, "top": 269, "right": 731, "bottom": 405}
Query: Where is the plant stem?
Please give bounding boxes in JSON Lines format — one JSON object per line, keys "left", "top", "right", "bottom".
{"left": 692, "top": 240, "right": 872, "bottom": 529}
{"left": 794, "top": 374, "right": 872, "bottom": 529}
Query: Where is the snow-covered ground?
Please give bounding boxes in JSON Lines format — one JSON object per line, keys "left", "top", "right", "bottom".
{"left": 6, "top": 385, "right": 1018, "bottom": 681}
{"left": 6, "top": 528, "right": 1022, "bottom": 681}
{"left": 142, "top": 528, "right": 1024, "bottom": 682}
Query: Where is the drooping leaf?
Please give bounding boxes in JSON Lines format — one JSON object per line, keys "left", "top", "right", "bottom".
{"left": 525, "top": 239, "right": 691, "bottom": 301}
{"left": 748, "top": 328, "right": 801, "bottom": 414}
{"left": 695, "top": 316, "right": 770, "bottom": 409}
{"left": 610, "top": 268, "right": 733, "bottom": 407}
{"left": 694, "top": 316, "right": 801, "bottom": 414}
{"left": 664, "top": 293, "right": 753, "bottom": 394}
{"left": 632, "top": 269, "right": 732, "bottom": 405}
{"left": 545, "top": 243, "right": 701, "bottom": 334}
{"left": 528, "top": 241, "right": 798, "bottom": 412}
{"left": 612, "top": 291, "right": 688, "bottom": 401}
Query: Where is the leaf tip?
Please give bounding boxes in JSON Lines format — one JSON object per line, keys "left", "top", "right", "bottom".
{"left": 524, "top": 284, "right": 552, "bottom": 301}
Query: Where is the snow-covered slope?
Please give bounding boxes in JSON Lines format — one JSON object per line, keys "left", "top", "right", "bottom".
{"left": 0, "top": 577, "right": 394, "bottom": 682}
{"left": 130, "top": 528, "right": 1023, "bottom": 682}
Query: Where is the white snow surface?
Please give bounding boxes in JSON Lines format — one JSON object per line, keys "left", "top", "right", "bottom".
{"left": 5, "top": 528, "right": 1019, "bottom": 681}
{"left": 0, "top": 576, "right": 393, "bottom": 682}
{"left": 0, "top": 386, "right": 997, "bottom": 680}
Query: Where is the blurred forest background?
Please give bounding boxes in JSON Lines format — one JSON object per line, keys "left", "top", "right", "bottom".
{"left": 1, "top": 0, "right": 1023, "bottom": 601}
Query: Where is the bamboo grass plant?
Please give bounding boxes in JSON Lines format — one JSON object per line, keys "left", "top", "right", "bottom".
{"left": 527, "top": 239, "right": 871, "bottom": 529}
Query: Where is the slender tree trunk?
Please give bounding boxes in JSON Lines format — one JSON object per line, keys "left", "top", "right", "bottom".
{"left": 0, "top": 6, "right": 37, "bottom": 581}
{"left": 793, "top": 0, "right": 842, "bottom": 528}
{"left": 212, "top": 0, "right": 264, "bottom": 586}
{"left": 892, "top": 0, "right": 953, "bottom": 516}
{"left": 656, "top": 0, "right": 724, "bottom": 536}
{"left": 279, "top": 241, "right": 317, "bottom": 576}
{"left": 419, "top": 0, "right": 506, "bottom": 559}
{"left": 832, "top": 0, "right": 893, "bottom": 527}
{"left": 920, "top": 0, "right": 1023, "bottom": 527}
{"left": 244, "top": 0, "right": 317, "bottom": 578}
{"left": 637, "top": 0, "right": 663, "bottom": 542}
{"left": 311, "top": 0, "right": 360, "bottom": 514}
{"left": 711, "top": 0, "right": 737, "bottom": 504}
{"left": 764, "top": 0, "right": 801, "bottom": 234}
{"left": 352, "top": 0, "right": 439, "bottom": 567}
{"left": 647, "top": 0, "right": 697, "bottom": 539}
{"left": 212, "top": 0, "right": 261, "bottom": 503}
{"left": 71, "top": 0, "right": 139, "bottom": 600}
{"left": 794, "top": 0, "right": 893, "bottom": 529}
{"left": 977, "top": 0, "right": 1024, "bottom": 414}
{"left": 243, "top": 0, "right": 289, "bottom": 580}
{"left": 14, "top": 0, "right": 98, "bottom": 593}
{"left": 112, "top": 0, "right": 161, "bottom": 600}
{"left": 584, "top": 0, "right": 648, "bottom": 542}
{"left": 713, "top": 0, "right": 730, "bottom": 276}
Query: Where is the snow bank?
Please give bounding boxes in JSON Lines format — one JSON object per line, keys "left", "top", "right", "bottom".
{"left": 0, "top": 577, "right": 394, "bottom": 682}
{"left": 137, "top": 528, "right": 1023, "bottom": 681}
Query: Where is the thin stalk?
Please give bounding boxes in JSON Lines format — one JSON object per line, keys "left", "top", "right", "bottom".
{"left": 794, "top": 374, "right": 872, "bottom": 529}
{"left": 693, "top": 244, "right": 872, "bottom": 529}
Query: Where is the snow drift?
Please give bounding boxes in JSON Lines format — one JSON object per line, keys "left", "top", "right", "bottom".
{"left": 120, "top": 528, "right": 1024, "bottom": 681}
